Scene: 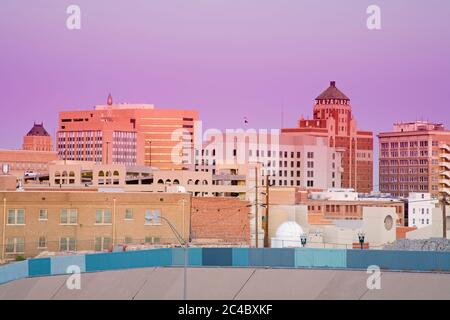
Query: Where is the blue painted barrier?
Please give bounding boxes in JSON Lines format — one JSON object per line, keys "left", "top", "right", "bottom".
{"left": 202, "top": 248, "right": 232, "bottom": 266}
{"left": 51, "top": 255, "right": 86, "bottom": 275}
{"left": 295, "top": 248, "right": 347, "bottom": 268}
{"left": 2, "top": 248, "right": 450, "bottom": 285}
{"left": 85, "top": 248, "right": 172, "bottom": 272}
{"left": 232, "top": 248, "right": 249, "bottom": 266}
{"left": 172, "top": 248, "right": 203, "bottom": 266}
{"left": 346, "top": 249, "right": 450, "bottom": 272}
{"left": 248, "top": 248, "right": 295, "bottom": 267}
{"left": 28, "top": 258, "right": 51, "bottom": 277}
{"left": 0, "top": 261, "right": 28, "bottom": 284}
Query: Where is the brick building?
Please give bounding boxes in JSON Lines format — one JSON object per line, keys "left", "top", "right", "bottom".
{"left": 0, "top": 190, "right": 191, "bottom": 261}
{"left": 378, "top": 121, "right": 450, "bottom": 198}
{"left": 281, "top": 81, "right": 374, "bottom": 193}
{"left": 191, "top": 197, "right": 250, "bottom": 245}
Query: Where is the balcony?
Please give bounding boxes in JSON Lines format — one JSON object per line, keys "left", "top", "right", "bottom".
{"left": 439, "top": 179, "right": 450, "bottom": 187}
{"left": 440, "top": 144, "right": 450, "bottom": 152}
{"left": 441, "top": 187, "right": 450, "bottom": 196}
{"left": 440, "top": 162, "right": 450, "bottom": 170}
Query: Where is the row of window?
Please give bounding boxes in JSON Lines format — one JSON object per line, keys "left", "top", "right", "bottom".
{"left": 6, "top": 208, "right": 162, "bottom": 225}
{"left": 5, "top": 236, "right": 162, "bottom": 254}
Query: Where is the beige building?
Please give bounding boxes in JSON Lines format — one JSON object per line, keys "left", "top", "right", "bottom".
{"left": 378, "top": 121, "right": 450, "bottom": 197}
{"left": 268, "top": 204, "right": 397, "bottom": 249}
{"left": 0, "top": 190, "right": 190, "bottom": 262}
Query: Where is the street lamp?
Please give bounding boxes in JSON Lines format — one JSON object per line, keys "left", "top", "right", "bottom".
{"left": 300, "top": 233, "right": 307, "bottom": 248}
{"left": 357, "top": 231, "right": 365, "bottom": 250}
{"left": 145, "top": 214, "right": 188, "bottom": 300}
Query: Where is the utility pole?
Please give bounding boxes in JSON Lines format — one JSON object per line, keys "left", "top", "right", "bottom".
{"left": 255, "top": 166, "right": 259, "bottom": 248}
{"left": 264, "top": 175, "right": 270, "bottom": 248}
{"left": 442, "top": 193, "right": 448, "bottom": 239}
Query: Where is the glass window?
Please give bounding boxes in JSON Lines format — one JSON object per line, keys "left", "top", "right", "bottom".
{"left": 39, "top": 209, "right": 48, "bottom": 220}
{"left": 38, "top": 237, "right": 47, "bottom": 248}
{"left": 145, "top": 209, "right": 161, "bottom": 225}
{"left": 7, "top": 209, "right": 25, "bottom": 225}
{"left": 60, "top": 209, "right": 77, "bottom": 224}
{"left": 125, "top": 208, "right": 133, "bottom": 220}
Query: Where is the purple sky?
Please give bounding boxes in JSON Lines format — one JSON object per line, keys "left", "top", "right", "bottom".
{"left": 1, "top": 0, "right": 450, "bottom": 189}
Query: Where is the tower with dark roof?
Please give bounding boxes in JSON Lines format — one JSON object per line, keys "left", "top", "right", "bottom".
{"left": 281, "top": 81, "right": 374, "bottom": 193}
{"left": 22, "top": 122, "right": 53, "bottom": 151}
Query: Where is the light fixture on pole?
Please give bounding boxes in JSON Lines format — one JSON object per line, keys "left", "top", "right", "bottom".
{"left": 145, "top": 214, "right": 188, "bottom": 300}
{"left": 300, "top": 233, "right": 307, "bottom": 248}
{"left": 357, "top": 231, "right": 365, "bottom": 250}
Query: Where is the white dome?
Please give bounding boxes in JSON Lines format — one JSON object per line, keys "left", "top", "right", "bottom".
{"left": 275, "top": 221, "right": 304, "bottom": 240}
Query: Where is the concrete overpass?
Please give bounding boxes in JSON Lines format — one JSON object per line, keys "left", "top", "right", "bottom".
{"left": 1, "top": 267, "right": 450, "bottom": 300}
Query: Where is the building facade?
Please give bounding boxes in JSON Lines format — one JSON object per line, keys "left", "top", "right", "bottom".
{"left": 0, "top": 123, "right": 58, "bottom": 178}
{"left": 22, "top": 123, "right": 53, "bottom": 152}
{"left": 407, "top": 192, "right": 438, "bottom": 229}
{"left": 194, "top": 130, "right": 343, "bottom": 190}
{"left": 378, "top": 121, "right": 450, "bottom": 198}
{"left": 0, "top": 191, "right": 191, "bottom": 260}
{"left": 57, "top": 95, "right": 198, "bottom": 170}
{"left": 440, "top": 142, "right": 450, "bottom": 197}
{"left": 281, "top": 81, "right": 374, "bottom": 193}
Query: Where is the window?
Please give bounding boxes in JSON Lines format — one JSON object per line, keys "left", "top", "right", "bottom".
{"left": 145, "top": 236, "right": 160, "bottom": 244}
{"left": 125, "top": 236, "right": 133, "bottom": 244}
{"left": 145, "top": 209, "right": 161, "bottom": 225}
{"left": 5, "top": 238, "right": 25, "bottom": 254}
{"left": 39, "top": 209, "right": 48, "bottom": 221}
{"left": 95, "top": 209, "right": 112, "bottom": 224}
{"left": 38, "top": 237, "right": 47, "bottom": 249}
{"left": 125, "top": 208, "right": 133, "bottom": 220}
{"left": 95, "top": 237, "right": 111, "bottom": 251}
{"left": 60, "top": 209, "right": 77, "bottom": 224}
{"left": 7, "top": 209, "right": 25, "bottom": 225}
{"left": 59, "top": 237, "right": 76, "bottom": 251}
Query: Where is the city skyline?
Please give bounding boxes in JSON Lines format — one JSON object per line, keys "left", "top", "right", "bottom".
{"left": 1, "top": 1, "right": 450, "bottom": 148}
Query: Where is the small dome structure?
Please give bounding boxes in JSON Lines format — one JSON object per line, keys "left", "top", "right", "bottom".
{"left": 275, "top": 221, "right": 304, "bottom": 240}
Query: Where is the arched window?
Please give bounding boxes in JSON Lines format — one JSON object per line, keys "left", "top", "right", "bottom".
{"left": 62, "top": 171, "right": 68, "bottom": 177}
{"left": 69, "top": 171, "right": 75, "bottom": 177}
{"left": 195, "top": 180, "right": 200, "bottom": 185}
{"left": 165, "top": 179, "right": 172, "bottom": 185}
{"left": 173, "top": 179, "right": 180, "bottom": 185}
{"left": 202, "top": 180, "right": 208, "bottom": 185}
{"left": 187, "top": 179, "right": 193, "bottom": 185}
{"left": 98, "top": 171, "right": 105, "bottom": 177}
{"left": 113, "top": 171, "right": 119, "bottom": 176}
{"left": 55, "top": 171, "right": 61, "bottom": 177}
{"left": 157, "top": 179, "right": 164, "bottom": 184}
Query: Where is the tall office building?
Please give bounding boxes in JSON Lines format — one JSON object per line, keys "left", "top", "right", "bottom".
{"left": 195, "top": 131, "right": 343, "bottom": 190}
{"left": 57, "top": 95, "right": 198, "bottom": 169}
{"left": 281, "top": 81, "right": 374, "bottom": 193}
{"left": 378, "top": 121, "right": 450, "bottom": 198}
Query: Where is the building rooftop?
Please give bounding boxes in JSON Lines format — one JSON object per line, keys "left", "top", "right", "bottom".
{"left": 26, "top": 123, "right": 50, "bottom": 137}
{"left": 315, "top": 81, "right": 350, "bottom": 101}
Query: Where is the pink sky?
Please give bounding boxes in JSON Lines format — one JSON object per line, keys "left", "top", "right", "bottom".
{"left": 1, "top": 0, "right": 450, "bottom": 188}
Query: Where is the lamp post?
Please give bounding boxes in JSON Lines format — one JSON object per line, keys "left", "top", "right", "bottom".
{"left": 357, "top": 231, "right": 365, "bottom": 250}
{"left": 145, "top": 214, "right": 188, "bottom": 300}
{"left": 300, "top": 233, "right": 307, "bottom": 248}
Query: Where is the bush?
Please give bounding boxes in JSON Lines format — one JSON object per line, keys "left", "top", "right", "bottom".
{"left": 15, "top": 255, "right": 26, "bottom": 261}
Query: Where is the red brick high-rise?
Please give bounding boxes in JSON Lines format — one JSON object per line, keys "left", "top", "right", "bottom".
{"left": 282, "top": 81, "right": 373, "bottom": 193}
